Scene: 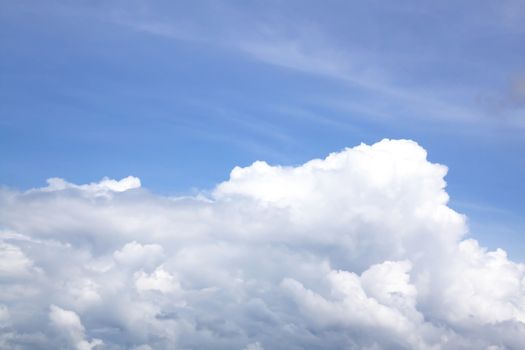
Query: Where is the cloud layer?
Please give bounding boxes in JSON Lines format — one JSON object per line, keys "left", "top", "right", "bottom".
{"left": 0, "top": 139, "right": 524, "bottom": 349}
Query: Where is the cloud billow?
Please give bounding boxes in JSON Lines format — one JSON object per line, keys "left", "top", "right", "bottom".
{"left": 0, "top": 139, "right": 523, "bottom": 349}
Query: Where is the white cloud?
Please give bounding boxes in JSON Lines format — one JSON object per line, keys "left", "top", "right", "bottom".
{"left": 0, "top": 241, "right": 36, "bottom": 278}
{"left": 134, "top": 266, "right": 181, "bottom": 294}
{"left": 49, "top": 305, "right": 103, "bottom": 350}
{"left": 41, "top": 176, "right": 141, "bottom": 197}
{"left": 114, "top": 241, "right": 165, "bottom": 269}
{"left": 0, "top": 139, "right": 523, "bottom": 349}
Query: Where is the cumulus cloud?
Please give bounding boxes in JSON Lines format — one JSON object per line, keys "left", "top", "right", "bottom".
{"left": 0, "top": 241, "right": 38, "bottom": 278}
{"left": 49, "top": 305, "right": 102, "bottom": 350}
{"left": 0, "top": 139, "right": 523, "bottom": 349}
{"left": 113, "top": 241, "right": 165, "bottom": 270}
{"left": 134, "top": 266, "right": 181, "bottom": 295}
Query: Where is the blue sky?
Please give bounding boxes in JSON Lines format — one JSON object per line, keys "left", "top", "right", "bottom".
{"left": 1, "top": 1, "right": 524, "bottom": 257}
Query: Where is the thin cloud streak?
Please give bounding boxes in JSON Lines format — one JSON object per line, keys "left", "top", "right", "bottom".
{"left": 122, "top": 22, "right": 491, "bottom": 129}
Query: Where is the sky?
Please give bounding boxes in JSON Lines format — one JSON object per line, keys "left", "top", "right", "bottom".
{"left": 1, "top": 1, "right": 524, "bottom": 257}
{"left": 1, "top": 1, "right": 525, "bottom": 349}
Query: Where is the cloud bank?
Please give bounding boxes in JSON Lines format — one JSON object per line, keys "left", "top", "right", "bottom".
{"left": 0, "top": 139, "right": 524, "bottom": 349}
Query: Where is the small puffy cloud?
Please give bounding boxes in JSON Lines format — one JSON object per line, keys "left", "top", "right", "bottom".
{"left": 0, "top": 241, "right": 37, "bottom": 278}
{"left": 0, "top": 139, "right": 523, "bottom": 349}
{"left": 282, "top": 261, "right": 430, "bottom": 349}
{"left": 113, "top": 241, "right": 165, "bottom": 269}
{"left": 49, "top": 305, "right": 102, "bottom": 350}
{"left": 439, "top": 239, "right": 525, "bottom": 324}
{"left": 134, "top": 266, "right": 181, "bottom": 294}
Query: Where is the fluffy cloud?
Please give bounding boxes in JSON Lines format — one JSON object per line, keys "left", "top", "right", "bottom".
{"left": 42, "top": 176, "right": 141, "bottom": 196}
{"left": 0, "top": 139, "right": 523, "bottom": 349}
{"left": 49, "top": 305, "right": 103, "bottom": 350}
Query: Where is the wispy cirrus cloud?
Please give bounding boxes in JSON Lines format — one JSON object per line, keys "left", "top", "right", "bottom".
{"left": 97, "top": 1, "right": 525, "bottom": 129}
